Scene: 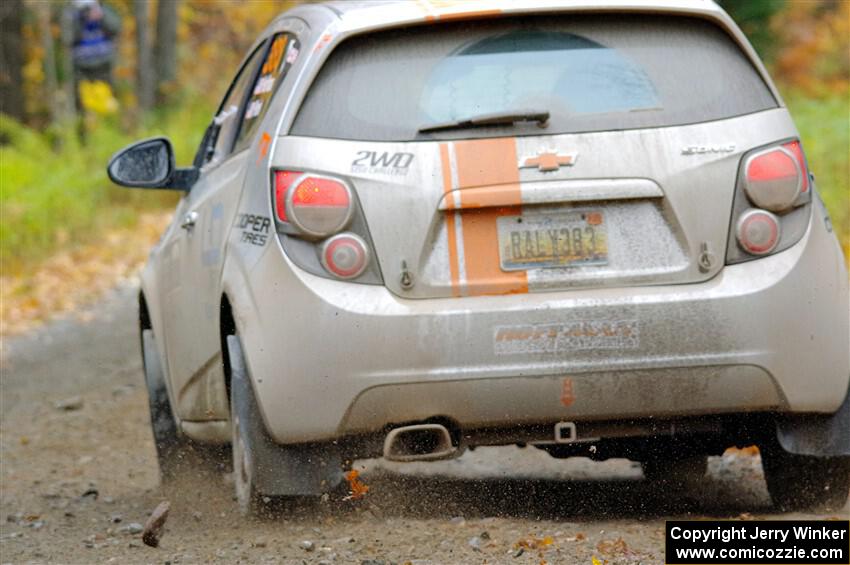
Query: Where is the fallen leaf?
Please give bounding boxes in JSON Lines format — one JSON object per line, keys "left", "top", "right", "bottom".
{"left": 513, "top": 535, "right": 554, "bottom": 551}
{"left": 343, "top": 469, "right": 369, "bottom": 501}
{"left": 596, "top": 537, "right": 628, "bottom": 556}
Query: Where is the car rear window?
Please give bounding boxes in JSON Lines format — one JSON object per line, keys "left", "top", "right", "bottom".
{"left": 291, "top": 15, "right": 777, "bottom": 141}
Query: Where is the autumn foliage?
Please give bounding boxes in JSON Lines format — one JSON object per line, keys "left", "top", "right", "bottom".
{"left": 19, "top": 0, "right": 296, "bottom": 125}
{"left": 771, "top": 0, "right": 849, "bottom": 97}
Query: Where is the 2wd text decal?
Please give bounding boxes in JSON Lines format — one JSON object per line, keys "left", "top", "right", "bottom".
{"left": 351, "top": 151, "right": 414, "bottom": 176}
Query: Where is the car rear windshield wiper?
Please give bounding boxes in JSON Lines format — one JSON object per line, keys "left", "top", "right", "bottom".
{"left": 418, "top": 109, "right": 550, "bottom": 134}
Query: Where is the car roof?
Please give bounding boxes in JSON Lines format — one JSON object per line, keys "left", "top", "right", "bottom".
{"left": 276, "top": 0, "right": 753, "bottom": 64}
{"left": 319, "top": 0, "right": 723, "bottom": 24}
{"left": 260, "top": 0, "right": 782, "bottom": 135}
{"left": 281, "top": 0, "right": 730, "bottom": 33}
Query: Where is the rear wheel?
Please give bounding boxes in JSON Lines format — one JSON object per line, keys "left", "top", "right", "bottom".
{"left": 229, "top": 334, "right": 274, "bottom": 516}
{"left": 226, "top": 334, "right": 346, "bottom": 516}
{"left": 231, "top": 393, "right": 264, "bottom": 516}
{"left": 142, "top": 329, "right": 228, "bottom": 482}
{"left": 228, "top": 334, "right": 297, "bottom": 517}
{"left": 761, "top": 443, "right": 850, "bottom": 512}
{"left": 142, "top": 328, "right": 193, "bottom": 481}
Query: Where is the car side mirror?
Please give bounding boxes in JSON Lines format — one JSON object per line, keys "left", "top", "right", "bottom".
{"left": 107, "top": 137, "right": 198, "bottom": 191}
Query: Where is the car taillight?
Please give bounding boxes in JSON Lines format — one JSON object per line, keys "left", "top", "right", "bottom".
{"left": 272, "top": 169, "right": 379, "bottom": 283}
{"left": 744, "top": 142, "right": 807, "bottom": 212}
{"left": 736, "top": 209, "right": 780, "bottom": 255}
{"left": 273, "top": 170, "right": 302, "bottom": 222}
{"left": 275, "top": 173, "right": 353, "bottom": 238}
{"left": 783, "top": 140, "right": 809, "bottom": 193}
{"left": 726, "top": 138, "right": 813, "bottom": 265}
{"left": 321, "top": 233, "right": 369, "bottom": 279}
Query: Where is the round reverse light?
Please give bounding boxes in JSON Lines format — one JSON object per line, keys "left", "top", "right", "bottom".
{"left": 321, "top": 233, "right": 369, "bottom": 279}
{"left": 736, "top": 209, "right": 781, "bottom": 256}
{"left": 286, "top": 174, "right": 353, "bottom": 238}
{"left": 744, "top": 147, "right": 801, "bottom": 212}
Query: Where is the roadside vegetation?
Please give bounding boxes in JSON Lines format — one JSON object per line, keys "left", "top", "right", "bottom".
{"left": 1, "top": 0, "right": 293, "bottom": 276}
{"left": 783, "top": 91, "right": 849, "bottom": 257}
{"left": 0, "top": 99, "right": 208, "bottom": 274}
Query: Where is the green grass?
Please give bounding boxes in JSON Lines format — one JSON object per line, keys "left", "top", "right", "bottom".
{"left": 0, "top": 95, "right": 214, "bottom": 274}
{"left": 783, "top": 90, "right": 850, "bottom": 255}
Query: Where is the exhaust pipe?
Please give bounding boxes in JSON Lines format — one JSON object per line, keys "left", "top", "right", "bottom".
{"left": 383, "top": 424, "right": 457, "bottom": 462}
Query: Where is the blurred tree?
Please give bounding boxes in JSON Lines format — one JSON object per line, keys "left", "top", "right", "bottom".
{"left": 0, "top": 0, "right": 26, "bottom": 121}
{"left": 36, "top": 1, "right": 60, "bottom": 125}
{"left": 718, "top": 0, "right": 786, "bottom": 62}
{"left": 177, "top": 0, "right": 294, "bottom": 105}
{"left": 771, "top": 0, "right": 849, "bottom": 96}
{"left": 135, "top": 0, "right": 154, "bottom": 111}
{"left": 14, "top": 0, "right": 297, "bottom": 125}
{"left": 153, "top": 0, "right": 177, "bottom": 104}
{"left": 60, "top": 4, "right": 77, "bottom": 122}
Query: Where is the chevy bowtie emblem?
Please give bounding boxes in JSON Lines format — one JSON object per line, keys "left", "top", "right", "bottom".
{"left": 519, "top": 151, "right": 578, "bottom": 172}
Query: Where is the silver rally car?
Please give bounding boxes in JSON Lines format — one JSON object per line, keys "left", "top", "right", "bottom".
{"left": 108, "top": 0, "right": 850, "bottom": 515}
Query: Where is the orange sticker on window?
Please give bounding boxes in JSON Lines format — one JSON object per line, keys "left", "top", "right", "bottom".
{"left": 262, "top": 36, "right": 287, "bottom": 75}
{"left": 314, "top": 33, "right": 333, "bottom": 53}
{"left": 257, "top": 131, "right": 271, "bottom": 163}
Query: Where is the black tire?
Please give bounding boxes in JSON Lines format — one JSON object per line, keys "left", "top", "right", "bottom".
{"left": 761, "top": 442, "right": 850, "bottom": 512}
{"left": 643, "top": 454, "right": 708, "bottom": 489}
{"left": 142, "top": 329, "right": 228, "bottom": 482}
{"left": 231, "top": 382, "right": 264, "bottom": 516}
{"left": 226, "top": 334, "right": 345, "bottom": 516}
{"left": 142, "top": 328, "right": 194, "bottom": 481}
{"left": 228, "top": 334, "right": 276, "bottom": 517}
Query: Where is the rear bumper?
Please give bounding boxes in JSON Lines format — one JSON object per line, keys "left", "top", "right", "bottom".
{"left": 238, "top": 202, "right": 849, "bottom": 444}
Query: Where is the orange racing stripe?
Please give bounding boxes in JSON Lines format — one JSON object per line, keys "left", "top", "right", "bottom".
{"left": 435, "top": 9, "right": 501, "bottom": 22}
{"left": 453, "top": 138, "right": 528, "bottom": 296}
{"left": 439, "top": 143, "right": 461, "bottom": 296}
{"left": 416, "top": 0, "right": 502, "bottom": 23}
{"left": 441, "top": 184, "right": 523, "bottom": 210}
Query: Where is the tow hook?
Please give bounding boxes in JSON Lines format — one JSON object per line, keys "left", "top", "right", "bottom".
{"left": 554, "top": 421, "right": 577, "bottom": 443}
{"left": 698, "top": 241, "right": 716, "bottom": 272}
{"left": 400, "top": 260, "right": 415, "bottom": 289}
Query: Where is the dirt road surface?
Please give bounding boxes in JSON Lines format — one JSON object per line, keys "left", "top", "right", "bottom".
{"left": 1, "top": 284, "right": 848, "bottom": 564}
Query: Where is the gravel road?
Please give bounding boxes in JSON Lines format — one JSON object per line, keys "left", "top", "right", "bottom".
{"left": 1, "top": 284, "right": 847, "bottom": 564}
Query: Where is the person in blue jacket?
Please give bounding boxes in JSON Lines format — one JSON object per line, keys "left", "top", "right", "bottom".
{"left": 66, "top": 0, "right": 121, "bottom": 109}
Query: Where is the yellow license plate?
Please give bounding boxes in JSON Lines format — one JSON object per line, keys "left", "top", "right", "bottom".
{"left": 497, "top": 211, "right": 608, "bottom": 271}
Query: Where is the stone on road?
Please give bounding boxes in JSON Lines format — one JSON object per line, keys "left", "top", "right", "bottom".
{"left": 142, "top": 501, "right": 170, "bottom": 547}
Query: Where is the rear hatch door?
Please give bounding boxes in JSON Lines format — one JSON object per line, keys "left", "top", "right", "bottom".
{"left": 285, "top": 12, "right": 781, "bottom": 298}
